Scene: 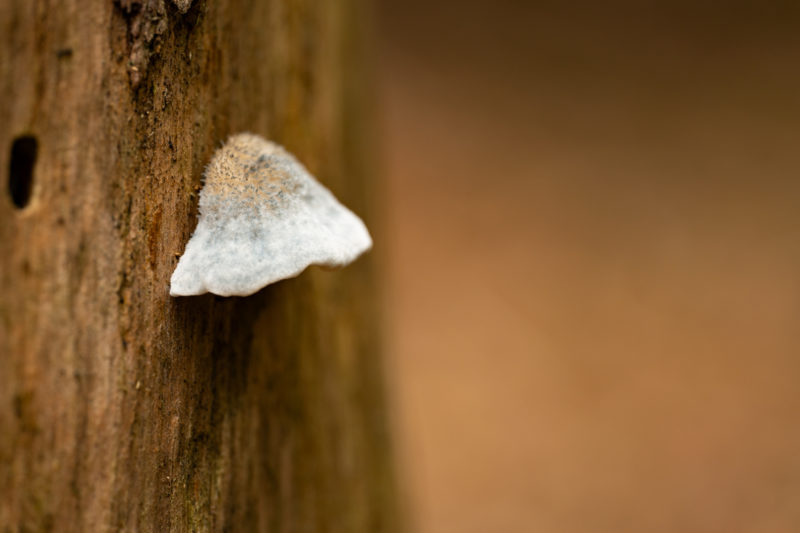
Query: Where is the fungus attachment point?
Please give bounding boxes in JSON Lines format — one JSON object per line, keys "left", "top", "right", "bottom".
{"left": 170, "top": 133, "right": 372, "bottom": 297}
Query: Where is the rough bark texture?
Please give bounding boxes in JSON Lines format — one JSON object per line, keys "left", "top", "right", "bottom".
{"left": 0, "top": 1, "right": 396, "bottom": 531}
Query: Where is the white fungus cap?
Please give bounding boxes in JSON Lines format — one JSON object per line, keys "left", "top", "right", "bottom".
{"left": 170, "top": 133, "right": 372, "bottom": 297}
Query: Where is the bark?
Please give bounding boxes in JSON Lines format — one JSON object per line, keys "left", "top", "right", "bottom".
{"left": 0, "top": 1, "right": 397, "bottom": 531}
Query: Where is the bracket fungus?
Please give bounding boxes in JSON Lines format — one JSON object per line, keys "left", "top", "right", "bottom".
{"left": 170, "top": 133, "right": 372, "bottom": 297}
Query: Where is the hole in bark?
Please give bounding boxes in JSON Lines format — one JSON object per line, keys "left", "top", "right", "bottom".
{"left": 8, "top": 135, "right": 38, "bottom": 208}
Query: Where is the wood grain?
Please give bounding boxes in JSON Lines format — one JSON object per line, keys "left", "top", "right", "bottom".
{"left": 0, "top": 1, "right": 397, "bottom": 531}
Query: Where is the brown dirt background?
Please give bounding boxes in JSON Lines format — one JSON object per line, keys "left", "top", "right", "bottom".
{"left": 374, "top": 2, "right": 800, "bottom": 532}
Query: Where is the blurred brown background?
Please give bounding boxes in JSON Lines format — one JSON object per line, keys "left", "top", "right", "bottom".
{"left": 374, "top": 1, "right": 800, "bottom": 532}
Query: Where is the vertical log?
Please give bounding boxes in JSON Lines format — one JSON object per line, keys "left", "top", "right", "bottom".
{"left": 0, "top": 0, "right": 397, "bottom": 531}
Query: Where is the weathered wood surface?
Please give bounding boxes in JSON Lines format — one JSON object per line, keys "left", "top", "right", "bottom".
{"left": 0, "top": 1, "right": 397, "bottom": 531}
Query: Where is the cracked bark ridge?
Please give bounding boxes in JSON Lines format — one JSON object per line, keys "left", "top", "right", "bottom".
{"left": 171, "top": 0, "right": 194, "bottom": 13}
{"left": 116, "top": 0, "right": 193, "bottom": 88}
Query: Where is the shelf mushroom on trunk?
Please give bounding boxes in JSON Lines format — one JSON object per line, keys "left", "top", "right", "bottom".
{"left": 170, "top": 133, "right": 372, "bottom": 297}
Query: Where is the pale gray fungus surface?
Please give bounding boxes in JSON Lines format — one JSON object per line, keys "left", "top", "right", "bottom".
{"left": 170, "top": 133, "right": 372, "bottom": 297}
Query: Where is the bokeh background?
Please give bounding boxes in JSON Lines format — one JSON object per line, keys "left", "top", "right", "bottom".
{"left": 373, "top": 2, "right": 800, "bottom": 532}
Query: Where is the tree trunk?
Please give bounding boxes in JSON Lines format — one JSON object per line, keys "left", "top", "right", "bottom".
{"left": 0, "top": 1, "right": 397, "bottom": 531}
